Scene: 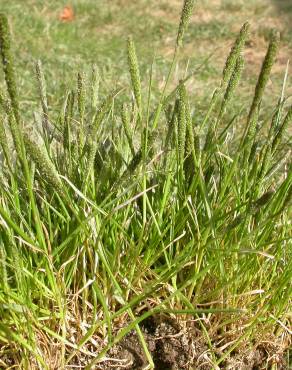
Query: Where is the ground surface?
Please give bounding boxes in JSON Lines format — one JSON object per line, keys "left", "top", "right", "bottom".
{"left": 97, "top": 316, "right": 289, "bottom": 369}
{"left": 59, "top": 315, "right": 289, "bottom": 369}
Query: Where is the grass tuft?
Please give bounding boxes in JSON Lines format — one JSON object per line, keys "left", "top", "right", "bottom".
{"left": 0, "top": 6, "right": 291, "bottom": 369}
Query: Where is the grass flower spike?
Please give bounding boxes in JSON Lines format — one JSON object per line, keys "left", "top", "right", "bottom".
{"left": 176, "top": 0, "right": 196, "bottom": 47}
{"left": 222, "top": 22, "right": 250, "bottom": 84}
{"left": 0, "top": 14, "right": 20, "bottom": 124}
{"left": 244, "top": 30, "right": 280, "bottom": 144}
{"left": 127, "top": 36, "right": 142, "bottom": 113}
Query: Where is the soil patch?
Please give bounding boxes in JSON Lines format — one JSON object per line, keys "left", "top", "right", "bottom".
{"left": 99, "top": 315, "right": 205, "bottom": 369}
{"left": 96, "top": 315, "right": 289, "bottom": 369}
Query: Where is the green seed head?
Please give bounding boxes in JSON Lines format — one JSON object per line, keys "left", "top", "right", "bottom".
{"left": 35, "top": 60, "right": 48, "bottom": 115}
{"left": 91, "top": 64, "right": 100, "bottom": 109}
{"left": 121, "top": 103, "right": 135, "bottom": 156}
{"left": 183, "top": 87, "right": 194, "bottom": 156}
{"left": 176, "top": 0, "right": 196, "bottom": 47}
{"left": 84, "top": 89, "right": 121, "bottom": 178}
{"left": 165, "top": 99, "right": 179, "bottom": 150}
{"left": 178, "top": 82, "right": 187, "bottom": 163}
{"left": 23, "top": 131, "right": 64, "bottom": 195}
{"left": 0, "top": 115, "right": 10, "bottom": 164}
{"left": 77, "top": 71, "right": 85, "bottom": 121}
{"left": 219, "top": 55, "right": 244, "bottom": 120}
{"left": 90, "top": 88, "right": 121, "bottom": 139}
{"left": 127, "top": 36, "right": 142, "bottom": 112}
{"left": 268, "top": 100, "right": 283, "bottom": 140}
{"left": 222, "top": 22, "right": 250, "bottom": 84}
{"left": 0, "top": 95, "right": 22, "bottom": 158}
{"left": 245, "top": 30, "right": 280, "bottom": 144}
{"left": 250, "top": 30, "right": 279, "bottom": 120}
{"left": 0, "top": 14, "right": 20, "bottom": 124}
{"left": 35, "top": 60, "right": 50, "bottom": 136}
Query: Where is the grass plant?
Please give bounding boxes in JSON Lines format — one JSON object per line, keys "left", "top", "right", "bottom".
{"left": 0, "top": 1, "right": 291, "bottom": 368}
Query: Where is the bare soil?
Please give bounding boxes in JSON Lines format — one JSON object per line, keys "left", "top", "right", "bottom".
{"left": 96, "top": 315, "right": 289, "bottom": 370}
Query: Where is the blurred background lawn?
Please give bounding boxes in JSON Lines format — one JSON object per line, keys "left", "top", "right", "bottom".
{"left": 0, "top": 0, "right": 291, "bottom": 115}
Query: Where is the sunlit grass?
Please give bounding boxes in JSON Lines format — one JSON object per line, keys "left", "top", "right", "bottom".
{"left": 0, "top": 1, "right": 291, "bottom": 368}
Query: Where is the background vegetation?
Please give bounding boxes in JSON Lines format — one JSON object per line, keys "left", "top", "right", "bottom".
{"left": 0, "top": 0, "right": 291, "bottom": 108}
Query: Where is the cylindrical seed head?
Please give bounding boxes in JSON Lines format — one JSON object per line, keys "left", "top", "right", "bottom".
{"left": 222, "top": 22, "right": 250, "bottom": 84}
{"left": 178, "top": 83, "right": 187, "bottom": 164}
{"left": 246, "top": 30, "right": 280, "bottom": 139}
{"left": 176, "top": 0, "right": 196, "bottom": 47}
{"left": 0, "top": 14, "right": 20, "bottom": 124}
{"left": 77, "top": 71, "right": 85, "bottom": 121}
{"left": 127, "top": 36, "right": 142, "bottom": 112}
{"left": 23, "top": 131, "right": 64, "bottom": 195}
{"left": 91, "top": 64, "right": 100, "bottom": 109}
{"left": 219, "top": 55, "right": 244, "bottom": 120}
{"left": 35, "top": 60, "right": 50, "bottom": 136}
{"left": 121, "top": 103, "right": 135, "bottom": 156}
{"left": 35, "top": 60, "right": 48, "bottom": 116}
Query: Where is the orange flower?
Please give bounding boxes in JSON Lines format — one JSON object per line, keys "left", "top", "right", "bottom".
{"left": 59, "top": 5, "right": 74, "bottom": 22}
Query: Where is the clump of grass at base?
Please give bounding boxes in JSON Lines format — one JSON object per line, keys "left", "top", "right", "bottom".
{"left": 0, "top": 5, "right": 291, "bottom": 370}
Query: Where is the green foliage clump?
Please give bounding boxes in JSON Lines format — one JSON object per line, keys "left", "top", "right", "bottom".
{"left": 0, "top": 6, "right": 291, "bottom": 369}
